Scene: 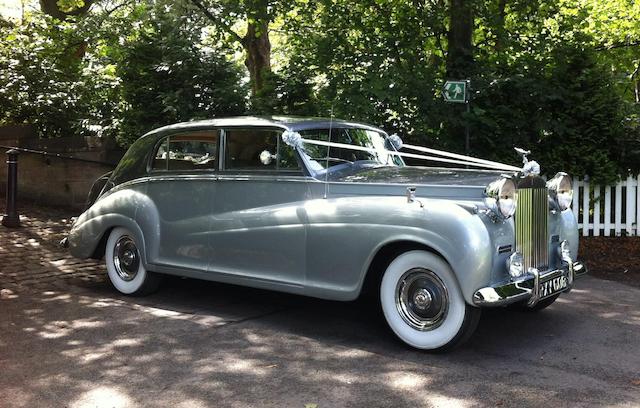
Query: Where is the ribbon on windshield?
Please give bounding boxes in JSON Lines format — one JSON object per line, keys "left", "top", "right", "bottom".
{"left": 282, "top": 131, "right": 521, "bottom": 172}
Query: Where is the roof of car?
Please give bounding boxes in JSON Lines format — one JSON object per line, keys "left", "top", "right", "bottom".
{"left": 143, "top": 116, "right": 387, "bottom": 138}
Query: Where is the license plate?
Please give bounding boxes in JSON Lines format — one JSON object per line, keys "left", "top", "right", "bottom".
{"left": 539, "top": 275, "right": 568, "bottom": 299}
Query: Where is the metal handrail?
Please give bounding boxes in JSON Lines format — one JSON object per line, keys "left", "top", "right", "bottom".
{"left": 0, "top": 145, "right": 117, "bottom": 166}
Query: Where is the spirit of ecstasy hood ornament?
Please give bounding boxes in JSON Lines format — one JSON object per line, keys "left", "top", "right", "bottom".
{"left": 515, "top": 147, "right": 540, "bottom": 176}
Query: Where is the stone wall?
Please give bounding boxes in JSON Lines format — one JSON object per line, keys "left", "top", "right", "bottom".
{"left": 0, "top": 126, "right": 123, "bottom": 211}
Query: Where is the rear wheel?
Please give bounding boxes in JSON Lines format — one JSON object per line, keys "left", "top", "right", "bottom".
{"left": 105, "top": 227, "right": 161, "bottom": 295}
{"left": 379, "top": 250, "right": 480, "bottom": 351}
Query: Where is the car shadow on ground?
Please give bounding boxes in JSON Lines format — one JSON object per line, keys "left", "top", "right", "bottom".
{"left": 2, "top": 274, "right": 639, "bottom": 407}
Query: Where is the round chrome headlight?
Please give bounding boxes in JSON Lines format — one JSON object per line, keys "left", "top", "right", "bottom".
{"left": 547, "top": 172, "right": 573, "bottom": 211}
{"left": 485, "top": 177, "right": 517, "bottom": 219}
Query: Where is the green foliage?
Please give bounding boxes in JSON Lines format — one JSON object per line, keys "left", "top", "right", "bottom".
{"left": 0, "top": 1, "right": 246, "bottom": 145}
{"left": 274, "top": 0, "right": 640, "bottom": 184}
{"left": 56, "top": 0, "right": 88, "bottom": 13}
{"left": 114, "top": 3, "right": 246, "bottom": 146}
{"left": 0, "top": 0, "right": 638, "bottom": 184}
{"left": 0, "top": 15, "right": 116, "bottom": 138}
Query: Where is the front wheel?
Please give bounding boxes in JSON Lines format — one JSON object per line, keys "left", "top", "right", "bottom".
{"left": 105, "top": 227, "right": 161, "bottom": 296}
{"left": 380, "top": 250, "right": 480, "bottom": 351}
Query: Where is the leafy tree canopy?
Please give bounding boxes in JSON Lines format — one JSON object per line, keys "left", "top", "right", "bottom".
{"left": 0, "top": 0, "right": 638, "bottom": 184}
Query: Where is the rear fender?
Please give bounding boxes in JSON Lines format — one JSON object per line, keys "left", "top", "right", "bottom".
{"left": 68, "top": 187, "right": 150, "bottom": 265}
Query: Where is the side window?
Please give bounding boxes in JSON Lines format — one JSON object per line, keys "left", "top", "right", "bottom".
{"left": 224, "top": 129, "right": 300, "bottom": 171}
{"left": 151, "top": 130, "right": 220, "bottom": 172}
{"left": 152, "top": 138, "right": 169, "bottom": 171}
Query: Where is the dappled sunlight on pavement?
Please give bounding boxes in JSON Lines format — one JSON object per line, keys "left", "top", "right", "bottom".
{"left": 2, "top": 276, "right": 640, "bottom": 407}
{"left": 0, "top": 204, "right": 106, "bottom": 295}
{"left": 70, "top": 387, "right": 134, "bottom": 408}
{"left": 1, "top": 205, "right": 640, "bottom": 407}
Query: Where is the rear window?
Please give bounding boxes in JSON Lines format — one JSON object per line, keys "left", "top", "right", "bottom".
{"left": 224, "top": 129, "right": 300, "bottom": 171}
{"left": 151, "top": 131, "right": 219, "bottom": 172}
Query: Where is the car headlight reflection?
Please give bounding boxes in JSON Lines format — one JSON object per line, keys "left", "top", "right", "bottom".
{"left": 485, "top": 177, "right": 517, "bottom": 219}
{"left": 547, "top": 172, "right": 573, "bottom": 211}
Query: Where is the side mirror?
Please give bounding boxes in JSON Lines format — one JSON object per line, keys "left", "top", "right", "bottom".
{"left": 259, "top": 150, "right": 276, "bottom": 165}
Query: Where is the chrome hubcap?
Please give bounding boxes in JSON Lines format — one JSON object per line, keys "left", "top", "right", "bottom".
{"left": 413, "top": 288, "right": 432, "bottom": 309}
{"left": 113, "top": 236, "right": 139, "bottom": 281}
{"left": 395, "top": 268, "right": 449, "bottom": 331}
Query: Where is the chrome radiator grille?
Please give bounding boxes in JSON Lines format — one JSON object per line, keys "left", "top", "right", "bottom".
{"left": 515, "top": 186, "right": 549, "bottom": 271}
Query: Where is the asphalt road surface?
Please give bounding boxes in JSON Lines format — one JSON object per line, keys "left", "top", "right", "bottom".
{"left": 1, "top": 275, "right": 639, "bottom": 407}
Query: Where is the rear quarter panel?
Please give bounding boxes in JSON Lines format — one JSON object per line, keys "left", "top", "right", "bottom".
{"left": 68, "top": 181, "right": 148, "bottom": 262}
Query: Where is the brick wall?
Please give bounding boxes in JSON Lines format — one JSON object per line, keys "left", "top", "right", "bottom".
{"left": 0, "top": 127, "right": 122, "bottom": 211}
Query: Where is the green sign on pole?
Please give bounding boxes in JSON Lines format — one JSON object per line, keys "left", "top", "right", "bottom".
{"left": 442, "top": 80, "right": 468, "bottom": 103}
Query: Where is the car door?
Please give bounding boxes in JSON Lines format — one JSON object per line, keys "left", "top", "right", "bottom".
{"left": 144, "top": 130, "right": 219, "bottom": 272}
{"left": 208, "top": 128, "right": 310, "bottom": 287}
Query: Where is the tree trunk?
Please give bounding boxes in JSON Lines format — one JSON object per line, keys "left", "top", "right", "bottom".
{"left": 495, "top": 0, "right": 507, "bottom": 53}
{"left": 188, "top": 0, "right": 273, "bottom": 102}
{"left": 242, "top": 19, "right": 271, "bottom": 97}
{"left": 446, "top": 0, "right": 474, "bottom": 78}
{"left": 241, "top": 0, "right": 272, "bottom": 98}
{"left": 445, "top": 0, "right": 475, "bottom": 153}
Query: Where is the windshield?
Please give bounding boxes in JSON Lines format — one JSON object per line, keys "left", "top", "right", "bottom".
{"left": 298, "top": 128, "right": 403, "bottom": 178}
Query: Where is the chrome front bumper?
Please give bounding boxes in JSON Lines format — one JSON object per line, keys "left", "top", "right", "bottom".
{"left": 472, "top": 261, "right": 587, "bottom": 307}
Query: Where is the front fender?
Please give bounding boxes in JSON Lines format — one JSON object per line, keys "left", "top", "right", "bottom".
{"left": 365, "top": 201, "right": 493, "bottom": 305}
{"left": 559, "top": 209, "right": 579, "bottom": 257}
{"left": 304, "top": 196, "right": 493, "bottom": 304}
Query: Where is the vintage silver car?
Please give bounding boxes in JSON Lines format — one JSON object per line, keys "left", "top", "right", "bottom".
{"left": 67, "top": 116, "right": 586, "bottom": 351}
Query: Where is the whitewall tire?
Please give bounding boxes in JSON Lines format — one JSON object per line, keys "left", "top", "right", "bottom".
{"left": 380, "top": 250, "right": 480, "bottom": 351}
{"left": 105, "top": 227, "right": 161, "bottom": 295}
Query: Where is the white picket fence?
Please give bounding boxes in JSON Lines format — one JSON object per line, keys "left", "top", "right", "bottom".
{"left": 573, "top": 175, "right": 640, "bottom": 236}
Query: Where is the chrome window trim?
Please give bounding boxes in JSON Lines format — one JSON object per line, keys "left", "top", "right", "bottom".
{"left": 220, "top": 126, "right": 305, "bottom": 175}
{"left": 145, "top": 129, "right": 222, "bottom": 174}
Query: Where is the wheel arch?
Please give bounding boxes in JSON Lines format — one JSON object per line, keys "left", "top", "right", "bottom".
{"left": 356, "top": 213, "right": 493, "bottom": 306}
{"left": 68, "top": 187, "right": 155, "bottom": 266}
{"left": 360, "top": 239, "right": 452, "bottom": 300}
{"left": 90, "top": 226, "right": 114, "bottom": 260}
{"left": 68, "top": 213, "right": 150, "bottom": 267}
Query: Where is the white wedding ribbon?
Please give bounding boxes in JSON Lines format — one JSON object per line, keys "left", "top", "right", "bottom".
{"left": 402, "top": 144, "right": 522, "bottom": 171}
{"left": 291, "top": 136, "right": 519, "bottom": 171}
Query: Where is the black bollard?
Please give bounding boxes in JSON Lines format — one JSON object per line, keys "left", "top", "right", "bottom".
{"left": 2, "top": 149, "right": 20, "bottom": 227}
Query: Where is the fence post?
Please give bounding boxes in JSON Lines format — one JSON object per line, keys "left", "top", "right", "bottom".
{"left": 615, "top": 181, "right": 623, "bottom": 236}
{"left": 604, "top": 186, "right": 612, "bottom": 236}
{"left": 593, "top": 186, "right": 600, "bottom": 237}
{"left": 637, "top": 174, "right": 640, "bottom": 236}
{"left": 572, "top": 179, "right": 580, "bottom": 222}
{"left": 2, "top": 149, "right": 20, "bottom": 228}
{"left": 582, "top": 179, "right": 590, "bottom": 236}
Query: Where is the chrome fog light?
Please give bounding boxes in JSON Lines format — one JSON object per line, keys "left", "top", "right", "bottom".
{"left": 507, "top": 252, "right": 525, "bottom": 278}
{"left": 559, "top": 240, "right": 572, "bottom": 264}
{"left": 559, "top": 240, "right": 575, "bottom": 285}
